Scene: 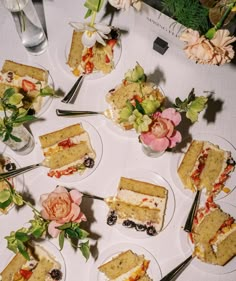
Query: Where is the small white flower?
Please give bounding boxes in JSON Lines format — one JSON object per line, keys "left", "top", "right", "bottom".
{"left": 69, "top": 22, "right": 111, "bottom": 48}
{"left": 109, "top": 0, "right": 142, "bottom": 11}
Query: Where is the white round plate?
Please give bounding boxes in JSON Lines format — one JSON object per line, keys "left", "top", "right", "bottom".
{"left": 34, "top": 119, "right": 103, "bottom": 183}
{"left": 0, "top": 153, "right": 24, "bottom": 215}
{"left": 64, "top": 37, "right": 122, "bottom": 80}
{"left": 170, "top": 133, "right": 236, "bottom": 200}
{"left": 179, "top": 201, "right": 236, "bottom": 274}
{"left": 105, "top": 168, "right": 175, "bottom": 239}
{"left": 0, "top": 239, "right": 66, "bottom": 280}
{"left": 89, "top": 243, "right": 162, "bottom": 281}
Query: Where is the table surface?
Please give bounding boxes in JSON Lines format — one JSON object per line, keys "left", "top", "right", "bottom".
{"left": 0, "top": 1, "right": 236, "bottom": 281}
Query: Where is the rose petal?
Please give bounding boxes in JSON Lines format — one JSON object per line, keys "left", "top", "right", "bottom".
{"left": 169, "top": 130, "right": 182, "bottom": 148}
{"left": 48, "top": 221, "right": 62, "bottom": 238}
{"left": 69, "top": 189, "right": 83, "bottom": 205}
{"left": 149, "top": 137, "right": 169, "bottom": 151}
{"left": 161, "top": 108, "right": 182, "bottom": 126}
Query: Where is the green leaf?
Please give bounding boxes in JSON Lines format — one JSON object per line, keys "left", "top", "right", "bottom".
{"left": 59, "top": 230, "right": 65, "bottom": 250}
{"left": 84, "top": 0, "right": 104, "bottom": 12}
{"left": 14, "top": 115, "right": 37, "bottom": 123}
{"left": 135, "top": 99, "right": 145, "bottom": 115}
{"left": 12, "top": 192, "right": 24, "bottom": 206}
{"left": 0, "top": 197, "right": 12, "bottom": 209}
{"left": 17, "top": 241, "right": 30, "bottom": 260}
{"left": 0, "top": 189, "right": 11, "bottom": 203}
{"left": 8, "top": 93, "right": 24, "bottom": 106}
{"left": 79, "top": 241, "right": 90, "bottom": 261}
{"left": 84, "top": 9, "right": 92, "bottom": 19}
{"left": 65, "top": 228, "right": 79, "bottom": 239}
{"left": 15, "top": 231, "right": 30, "bottom": 242}
{"left": 40, "top": 86, "right": 55, "bottom": 97}
{"left": 3, "top": 88, "right": 16, "bottom": 100}
{"left": 57, "top": 222, "right": 72, "bottom": 230}
{"left": 9, "top": 133, "right": 21, "bottom": 142}
{"left": 29, "top": 217, "right": 47, "bottom": 239}
{"left": 75, "top": 227, "right": 89, "bottom": 239}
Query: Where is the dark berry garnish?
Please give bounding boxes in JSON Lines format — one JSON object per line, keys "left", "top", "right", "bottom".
{"left": 227, "top": 157, "right": 236, "bottom": 166}
{"left": 122, "top": 220, "right": 135, "bottom": 228}
{"left": 5, "top": 162, "right": 16, "bottom": 171}
{"left": 83, "top": 157, "right": 95, "bottom": 168}
{"left": 110, "top": 28, "right": 120, "bottom": 40}
{"left": 50, "top": 269, "right": 63, "bottom": 280}
{"left": 107, "top": 213, "right": 117, "bottom": 225}
{"left": 147, "top": 226, "right": 157, "bottom": 236}
{"left": 135, "top": 224, "right": 147, "bottom": 232}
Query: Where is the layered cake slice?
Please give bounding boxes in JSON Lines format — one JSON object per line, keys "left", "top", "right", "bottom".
{"left": 98, "top": 250, "right": 152, "bottom": 281}
{"left": 177, "top": 140, "right": 235, "bottom": 195}
{"left": 105, "top": 177, "right": 168, "bottom": 236}
{"left": 67, "top": 28, "right": 119, "bottom": 76}
{"left": 191, "top": 199, "right": 236, "bottom": 265}
{"left": 0, "top": 244, "right": 62, "bottom": 281}
{"left": 39, "top": 123, "right": 96, "bottom": 178}
{"left": 0, "top": 60, "right": 51, "bottom": 113}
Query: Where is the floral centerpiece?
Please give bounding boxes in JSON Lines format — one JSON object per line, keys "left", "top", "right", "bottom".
{"left": 160, "top": 0, "right": 236, "bottom": 65}
{"left": 0, "top": 183, "right": 90, "bottom": 260}
{"left": 118, "top": 63, "right": 208, "bottom": 155}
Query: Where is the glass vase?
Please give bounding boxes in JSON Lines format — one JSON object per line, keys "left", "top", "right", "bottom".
{"left": 141, "top": 143, "right": 165, "bottom": 158}
{"left": 2, "top": 0, "right": 48, "bottom": 55}
{"left": 2, "top": 125, "right": 35, "bottom": 155}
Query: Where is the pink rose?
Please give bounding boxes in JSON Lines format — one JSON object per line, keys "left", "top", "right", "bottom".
{"left": 140, "top": 108, "right": 182, "bottom": 151}
{"left": 180, "top": 28, "right": 236, "bottom": 65}
{"left": 40, "top": 186, "right": 86, "bottom": 238}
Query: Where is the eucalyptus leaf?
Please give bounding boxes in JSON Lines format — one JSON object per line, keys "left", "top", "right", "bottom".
{"left": 79, "top": 241, "right": 90, "bottom": 261}
{"left": 59, "top": 230, "right": 65, "bottom": 250}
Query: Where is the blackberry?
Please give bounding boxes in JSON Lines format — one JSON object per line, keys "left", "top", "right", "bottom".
{"left": 50, "top": 269, "right": 63, "bottom": 280}
{"left": 27, "top": 108, "right": 36, "bottom": 115}
{"left": 5, "top": 162, "right": 16, "bottom": 171}
{"left": 107, "top": 213, "right": 117, "bottom": 225}
{"left": 147, "top": 226, "right": 157, "bottom": 236}
{"left": 135, "top": 224, "right": 147, "bottom": 232}
{"left": 84, "top": 157, "right": 95, "bottom": 168}
{"left": 122, "top": 220, "right": 135, "bottom": 228}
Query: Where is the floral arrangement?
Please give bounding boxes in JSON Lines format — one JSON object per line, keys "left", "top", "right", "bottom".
{"left": 119, "top": 63, "right": 208, "bottom": 152}
{"left": 70, "top": 0, "right": 142, "bottom": 48}
{"left": 161, "top": 0, "right": 236, "bottom": 65}
{"left": 0, "top": 183, "right": 90, "bottom": 260}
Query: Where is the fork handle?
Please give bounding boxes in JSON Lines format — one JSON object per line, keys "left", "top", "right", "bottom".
{"left": 184, "top": 189, "right": 201, "bottom": 233}
{"left": 56, "top": 109, "right": 100, "bottom": 116}
{"left": 61, "top": 74, "right": 85, "bottom": 104}
{"left": 160, "top": 255, "right": 193, "bottom": 281}
{"left": 0, "top": 163, "right": 41, "bottom": 179}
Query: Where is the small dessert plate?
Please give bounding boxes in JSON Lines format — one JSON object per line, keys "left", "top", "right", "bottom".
{"left": 89, "top": 243, "right": 162, "bottom": 281}
{"left": 104, "top": 168, "right": 175, "bottom": 239}
{"left": 179, "top": 201, "right": 236, "bottom": 275}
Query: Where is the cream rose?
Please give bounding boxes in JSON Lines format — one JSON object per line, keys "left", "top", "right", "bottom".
{"left": 108, "top": 0, "right": 141, "bottom": 11}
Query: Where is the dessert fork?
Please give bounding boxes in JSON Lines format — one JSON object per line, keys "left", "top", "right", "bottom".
{"left": 183, "top": 189, "right": 202, "bottom": 232}
{"left": 56, "top": 109, "right": 114, "bottom": 119}
{"left": 0, "top": 163, "right": 43, "bottom": 179}
{"left": 61, "top": 74, "right": 85, "bottom": 104}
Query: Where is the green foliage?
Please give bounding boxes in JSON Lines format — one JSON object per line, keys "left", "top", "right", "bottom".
{"left": 161, "top": 0, "right": 210, "bottom": 34}
{"left": 174, "top": 88, "right": 208, "bottom": 122}
{"left": 0, "top": 88, "right": 37, "bottom": 142}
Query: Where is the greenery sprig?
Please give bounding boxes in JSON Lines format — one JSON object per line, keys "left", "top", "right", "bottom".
{"left": 0, "top": 88, "right": 37, "bottom": 142}
{"left": 0, "top": 180, "right": 90, "bottom": 260}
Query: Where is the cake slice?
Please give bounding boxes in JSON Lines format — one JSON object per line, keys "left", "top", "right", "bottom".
{"left": 105, "top": 177, "right": 168, "bottom": 236}
{"left": 39, "top": 123, "right": 96, "bottom": 178}
{"left": 191, "top": 199, "right": 236, "bottom": 265}
{"left": 98, "top": 250, "right": 151, "bottom": 280}
{"left": 0, "top": 244, "right": 62, "bottom": 281}
{"left": 177, "top": 140, "right": 235, "bottom": 195}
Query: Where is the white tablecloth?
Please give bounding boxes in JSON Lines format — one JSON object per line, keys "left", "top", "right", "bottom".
{"left": 0, "top": 1, "right": 236, "bottom": 280}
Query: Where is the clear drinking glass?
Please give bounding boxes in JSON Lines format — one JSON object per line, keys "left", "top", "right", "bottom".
{"left": 2, "top": 0, "right": 48, "bottom": 55}
{"left": 2, "top": 125, "right": 35, "bottom": 155}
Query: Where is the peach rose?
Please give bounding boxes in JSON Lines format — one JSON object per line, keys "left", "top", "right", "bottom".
{"left": 140, "top": 108, "right": 182, "bottom": 151}
{"left": 179, "top": 28, "right": 236, "bottom": 65}
{"left": 40, "top": 186, "right": 86, "bottom": 237}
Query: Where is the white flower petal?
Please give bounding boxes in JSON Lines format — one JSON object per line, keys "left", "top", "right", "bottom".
{"left": 95, "top": 32, "right": 107, "bottom": 46}
{"left": 94, "top": 23, "right": 111, "bottom": 34}
{"left": 69, "top": 22, "right": 86, "bottom": 32}
{"left": 82, "top": 31, "right": 97, "bottom": 48}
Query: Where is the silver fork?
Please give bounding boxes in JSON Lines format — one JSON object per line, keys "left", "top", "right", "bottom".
{"left": 56, "top": 109, "right": 114, "bottom": 119}
{"left": 0, "top": 163, "right": 43, "bottom": 179}
{"left": 61, "top": 74, "right": 85, "bottom": 104}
